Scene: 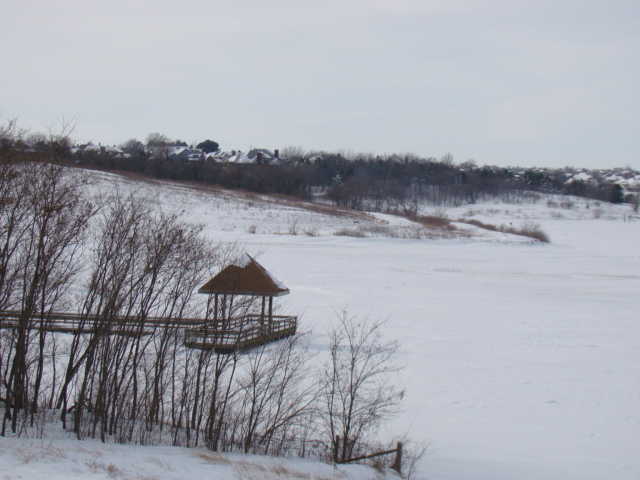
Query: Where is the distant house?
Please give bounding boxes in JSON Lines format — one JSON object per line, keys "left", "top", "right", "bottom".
{"left": 227, "top": 151, "right": 253, "bottom": 164}
{"left": 564, "top": 172, "right": 597, "bottom": 186}
{"left": 247, "top": 148, "right": 280, "bottom": 165}
{"left": 621, "top": 177, "right": 640, "bottom": 193}
{"left": 167, "top": 146, "right": 204, "bottom": 162}
{"left": 206, "top": 149, "right": 232, "bottom": 163}
{"left": 200, "top": 148, "right": 283, "bottom": 165}
{"left": 71, "top": 142, "right": 129, "bottom": 158}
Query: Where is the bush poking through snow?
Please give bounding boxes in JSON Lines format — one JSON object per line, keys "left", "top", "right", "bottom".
{"left": 459, "top": 218, "right": 550, "bottom": 242}
{"left": 517, "top": 221, "right": 550, "bottom": 243}
{"left": 335, "top": 228, "right": 366, "bottom": 238}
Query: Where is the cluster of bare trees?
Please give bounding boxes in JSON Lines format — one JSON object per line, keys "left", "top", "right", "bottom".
{"left": 11, "top": 117, "right": 637, "bottom": 212}
{"left": 73, "top": 144, "right": 597, "bottom": 212}
{"left": 0, "top": 157, "right": 96, "bottom": 435}
{"left": 1, "top": 124, "right": 409, "bottom": 468}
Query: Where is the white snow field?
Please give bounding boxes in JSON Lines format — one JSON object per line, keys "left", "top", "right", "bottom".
{"left": 2, "top": 171, "right": 639, "bottom": 479}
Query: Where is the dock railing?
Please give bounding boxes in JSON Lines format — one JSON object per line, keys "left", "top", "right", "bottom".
{"left": 0, "top": 310, "right": 297, "bottom": 352}
{"left": 183, "top": 314, "right": 298, "bottom": 351}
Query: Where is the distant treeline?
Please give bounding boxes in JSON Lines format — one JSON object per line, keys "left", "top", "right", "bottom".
{"left": 76, "top": 150, "right": 634, "bottom": 212}
{"left": 3, "top": 117, "right": 635, "bottom": 212}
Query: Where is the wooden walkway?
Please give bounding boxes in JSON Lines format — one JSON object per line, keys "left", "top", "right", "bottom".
{"left": 183, "top": 315, "right": 297, "bottom": 352}
{"left": 0, "top": 311, "right": 297, "bottom": 353}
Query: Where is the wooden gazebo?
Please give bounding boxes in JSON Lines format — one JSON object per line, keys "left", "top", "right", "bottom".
{"left": 183, "top": 255, "right": 297, "bottom": 352}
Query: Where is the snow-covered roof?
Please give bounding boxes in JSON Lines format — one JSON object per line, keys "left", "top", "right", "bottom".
{"left": 247, "top": 148, "right": 274, "bottom": 160}
{"left": 228, "top": 151, "right": 253, "bottom": 164}
{"left": 565, "top": 172, "right": 595, "bottom": 184}
{"left": 206, "top": 151, "right": 231, "bottom": 162}
{"left": 620, "top": 177, "right": 640, "bottom": 189}
{"left": 605, "top": 174, "right": 625, "bottom": 183}
{"left": 168, "top": 146, "right": 188, "bottom": 156}
{"left": 72, "top": 143, "right": 124, "bottom": 155}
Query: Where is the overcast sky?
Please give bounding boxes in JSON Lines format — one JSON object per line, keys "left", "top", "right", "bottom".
{"left": 2, "top": 0, "right": 639, "bottom": 169}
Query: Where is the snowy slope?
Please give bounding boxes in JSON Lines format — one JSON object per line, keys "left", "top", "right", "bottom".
{"left": 2, "top": 170, "right": 639, "bottom": 480}
{"left": 1, "top": 437, "right": 396, "bottom": 480}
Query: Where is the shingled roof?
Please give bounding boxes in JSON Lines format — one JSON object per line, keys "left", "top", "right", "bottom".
{"left": 198, "top": 255, "right": 290, "bottom": 297}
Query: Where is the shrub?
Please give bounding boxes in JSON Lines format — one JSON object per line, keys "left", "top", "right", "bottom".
{"left": 335, "top": 228, "right": 366, "bottom": 238}
{"left": 514, "top": 221, "right": 550, "bottom": 243}
{"left": 410, "top": 214, "right": 452, "bottom": 229}
{"left": 458, "top": 218, "right": 550, "bottom": 242}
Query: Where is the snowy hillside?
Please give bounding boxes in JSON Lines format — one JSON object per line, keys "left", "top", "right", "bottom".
{"left": 1, "top": 436, "right": 398, "bottom": 480}
{"left": 2, "top": 170, "right": 639, "bottom": 480}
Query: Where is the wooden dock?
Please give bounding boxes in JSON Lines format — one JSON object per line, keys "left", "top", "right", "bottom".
{"left": 1, "top": 257, "right": 299, "bottom": 353}
{"left": 0, "top": 311, "right": 297, "bottom": 353}
{"left": 183, "top": 314, "right": 297, "bottom": 352}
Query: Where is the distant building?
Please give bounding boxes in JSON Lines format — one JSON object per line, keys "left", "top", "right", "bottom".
{"left": 72, "top": 142, "right": 129, "bottom": 158}
{"left": 167, "top": 146, "right": 204, "bottom": 162}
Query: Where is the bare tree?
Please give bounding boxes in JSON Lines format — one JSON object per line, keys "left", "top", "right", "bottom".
{"left": 319, "top": 313, "right": 404, "bottom": 462}
{"left": 44, "top": 116, "right": 78, "bottom": 161}
{"left": 146, "top": 133, "right": 171, "bottom": 161}
{"left": 233, "top": 333, "right": 317, "bottom": 454}
{"left": 280, "top": 145, "right": 306, "bottom": 164}
{"left": 119, "top": 138, "right": 145, "bottom": 156}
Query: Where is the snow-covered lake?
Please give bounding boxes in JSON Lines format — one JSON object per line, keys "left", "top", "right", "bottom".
{"left": 249, "top": 221, "right": 639, "bottom": 480}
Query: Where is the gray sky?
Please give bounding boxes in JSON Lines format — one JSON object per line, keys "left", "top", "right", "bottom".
{"left": 2, "top": 0, "right": 639, "bottom": 169}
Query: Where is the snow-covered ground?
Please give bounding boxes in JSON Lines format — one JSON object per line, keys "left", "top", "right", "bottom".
{"left": 1, "top": 437, "right": 393, "bottom": 480}
{"left": 2, "top": 171, "right": 639, "bottom": 479}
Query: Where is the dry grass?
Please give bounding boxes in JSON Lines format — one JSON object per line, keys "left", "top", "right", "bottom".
{"left": 271, "top": 463, "right": 312, "bottom": 478}
{"left": 304, "top": 226, "right": 319, "bottom": 236}
{"left": 364, "top": 225, "right": 397, "bottom": 236}
{"left": 460, "top": 218, "right": 499, "bottom": 231}
{"left": 335, "top": 228, "right": 366, "bottom": 238}
{"left": 147, "top": 456, "right": 173, "bottom": 471}
{"left": 193, "top": 451, "right": 348, "bottom": 480}
{"left": 106, "top": 462, "right": 122, "bottom": 478}
{"left": 334, "top": 224, "right": 398, "bottom": 238}
{"left": 193, "top": 449, "right": 232, "bottom": 465}
{"left": 85, "top": 460, "right": 122, "bottom": 478}
{"left": 233, "top": 460, "right": 323, "bottom": 480}
{"left": 14, "top": 443, "right": 70, "bottom": 464}
{"left": 517, "top": 221, "right": 551, "bottom": 242}
{"left": 16, "top": 448, "right": 38, "bottom": 464}
{"left": 459, "top": 218, "right": 550, "bottom": 242}
{"left": 408, "top": 214, "right": 453, "bottom": 229}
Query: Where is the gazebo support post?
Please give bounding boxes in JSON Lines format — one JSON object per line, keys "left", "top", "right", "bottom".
{"left": 222, "top": 294, "right": 227, "bottom": 325}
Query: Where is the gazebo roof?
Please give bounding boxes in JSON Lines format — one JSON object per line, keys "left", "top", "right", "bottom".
{"left": 198, "top": 255, "right": 290, "bottom": 297}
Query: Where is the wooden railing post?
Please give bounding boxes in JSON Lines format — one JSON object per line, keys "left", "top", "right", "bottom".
{"left": 391, "top": 442, "right": 402, "bottom": 476}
